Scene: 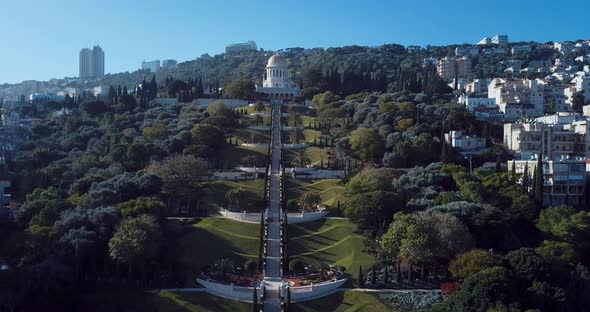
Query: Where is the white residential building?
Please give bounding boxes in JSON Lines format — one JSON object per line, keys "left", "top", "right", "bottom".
{"left": 509, "top": 158, "right": 586, "bottom": 207}
{"left": 512, "top": 45, "right": 532, "bottom": 55}
{"left": 537, "top": 79, "right": 570, "bottom": 112}
{"left": 488, "top": 78, "right": 544, "bottom": 118}
{"left": 142, "top": 60, "right": 161, "bottom": 73}
{"left": 554, "top": 42, "right": 576, "bottom": 54}
{"left": 445, "top": 131, "right": 486, "bottom": 152}
{"left": 161, "top": 59, "right": 177, "bottom": 68}
{"left": 437, "top": 56, "right": 471, "bottom": 81}
{"left": 455, "top": 46, "right": 480, "bottom": 56}
{"left": 566, "top": 73, "right": 590, "bottom": 103}
{"left": 477, "top": 37, "right": 491, "bottom": 45}
{"left": 492, "top": 35, "right": 508, "bottom": 44}
{"left": 466, "top": 79, "right": 493, "bottom": 94}
{"left": 465, "top": 97, "right": 497, "bottom": 112}
{"left": 225, "top": 40, "right": 257, "bottom": 54}
{"left": 503, "top": 122, "right": 580, "bottom": 160}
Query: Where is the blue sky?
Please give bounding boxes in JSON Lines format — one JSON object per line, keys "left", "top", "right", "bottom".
{"left": 0, "top": 0, "right": 588, "bottom": 84}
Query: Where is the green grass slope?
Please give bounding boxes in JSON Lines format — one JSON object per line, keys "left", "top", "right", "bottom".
{"left": 200, "top": 179, "right": 264, "bottom": 213}
{"left": 291, "top": 291, "right": 394, "bottom": 312}
{"left": 285, "top": 178, "right": 345, "bottom": 207}
{"left": 287, "top": 219, "right": 375, "bottom": 283}
{"left": 157, "top": 291, "right": 251, "bottom": 312}
{"left": 177, "top": 218, "right": 261, "bottom": 278}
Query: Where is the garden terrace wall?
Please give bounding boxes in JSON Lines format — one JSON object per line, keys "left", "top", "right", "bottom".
{"left": 197, "top": 277, "right": 263, "bottom": 302}
{"left": 281, "top": 278, "right": 348, "bottom": 302}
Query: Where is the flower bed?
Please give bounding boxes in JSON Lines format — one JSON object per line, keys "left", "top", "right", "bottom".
{"left": 204, "top": 272, "right": 263, "bottom": 287}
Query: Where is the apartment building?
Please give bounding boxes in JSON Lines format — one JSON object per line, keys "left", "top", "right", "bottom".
{"left": 225, "top": 40, "right": 257, "bottom": 54}
{"left": 503, "top": 122, "right": 581, "bottom": 160}
{"left": 142, "top": 60, "right": 161, "bottom": 73}
{"left": 437, "top": 56, "right": 471, "bottom": 81}
{"left": 79, "top": 45, "right": 105, "bottom": 78}
{"left": 492, "top": 35, "right": 508, "bottom": 44}
{"left": 565, "top": 72, "right": 590, "bottom": 104}
{"left": 509, "top": 158, "right": 586, "bottom": 207}
{"left": 488, "top": 78, "right": 544, "bottom": 118}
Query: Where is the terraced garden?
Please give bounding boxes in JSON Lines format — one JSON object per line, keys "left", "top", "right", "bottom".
{"left": 200, "top": 179, "right": 264, "bottom": 213}
{"left": 285, "top": 178, "right": 345, "bottom": 207}
{"left": 157, "top": 291, "right": 251, "bottom": 312}
{"left": 285, "top": 146, "right": 327, "bottom": 167}
{"left": 80, "top": 289, "right": 250, "bottom": 312}
{"left": 176, "top": 218, "right": 261, "bottom": 278}
{"left": 287, "top": 219, "right": 375, "bottom": 283}
{"left": 291, "top": 291, "right": 394, "bottom": 312}
{"left": 216, "top": 144, "right": 267, "bottom": 169}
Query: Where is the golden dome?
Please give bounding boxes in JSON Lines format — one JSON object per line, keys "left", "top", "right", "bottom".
{"left": 267, "top": 53, "right": 288, "bottom": 67}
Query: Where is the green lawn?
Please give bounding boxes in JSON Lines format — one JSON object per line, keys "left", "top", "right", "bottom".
{"left": 217, "top": 145, "right": 267, "bottom": 169}
{"left": 229, "top": 128, "right": 269, "bottom": 145}
{"left": 200, "top": 179, "right": 264, "bottom": 213}
{"left": 285, "top": 147, "right": 327, "bottom": 167}
{"left": 177, "top": 218, "right": 261, "bottom": 279}
{"left": 79, "top": 289, "right": 251, "bottom": 312}
{"left": 291, "top": 291, "right": 394, "bottom": 312}
{"left": 303, "top": 129, "right": 322, "bottom": 143}
{"left": 301, "top": 115, "right": 319, "bottom": 128}
{"left": 285, "top": 178, "right": 344, "bottom": 208}
{"left": 287, "top": 219, "right": 375, "bottom": 284}
{"left": 157, "top": 291, "right": 251, "bottom": 312}
{"left": 234, "top": 105, "right": 271, "bottom": 115}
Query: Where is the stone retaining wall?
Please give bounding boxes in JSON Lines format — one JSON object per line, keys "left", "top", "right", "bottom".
{"left": 197, "top": 277, "right": 262, "bottom": 302}
{"left": 282, "top": 278, "right": 348, "bottom": 302}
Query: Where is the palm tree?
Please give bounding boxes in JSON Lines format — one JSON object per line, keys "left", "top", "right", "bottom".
{"left": 299, "top": 191, "right": 322, "bottom": 212}
{"left": 225, "top": 188, "right": 245, "bottom": 210}
{"left": 214, "top": 258, "right": 234, "bottom": 280}
{"left": 291, "top": 149, "right": 311, "bottom": 168}
{"left": 253, "top": 114, "right": 263, "bottom": 126}
{"left": 313, "top": 259, "right": 331, "bottom": 280}
{"left": 289, "top": 112, "right": 302, "bottom": 127}
{"left": 254, "top": 101, "right": 265, "bottom": 112}
{"left": 289, "top": 127, "right": 305, "bottom": 144}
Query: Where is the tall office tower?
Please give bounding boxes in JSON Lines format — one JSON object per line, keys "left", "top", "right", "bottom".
{"left": 79, "top": 48, "right": 93, "bottom": 78}
{"left": 92, "top": 45, "right": 105, "bottom": 77}
{"left": 79, "top": 45, "right": 105, "bottom": 78}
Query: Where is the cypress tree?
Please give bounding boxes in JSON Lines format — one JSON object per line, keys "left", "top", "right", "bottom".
{"left": 534, "top": 154, "right": 544, "bottom": 205}
{"left": 252, "top": 287, "right": 258, "bottom": 312}
{"left": 370, "top": 266, "right": 376, "bottom": 285}
{"left": 285, "top": 287, "right": 291, "bottom": 310}
{"left": 257, "top": 212, "right": 264, "bottom": 272}
{"left": 358, "top": 265, "right": 364, "bottom": 288}
{"left": 511, "top": 159, "right": 516, "bottom": 178}
{"left": 532, "top": 161, "right": 537, "bottom": 194}
{"left": 522, "top": 162, "right": 529, "bottom": 191}
{"left": 383, "top": 264, "right": 389, "bottom": 285}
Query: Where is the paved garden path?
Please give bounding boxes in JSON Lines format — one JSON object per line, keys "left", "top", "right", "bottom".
{"left": 264, "top": 104, "right": 283, "bottom": 311}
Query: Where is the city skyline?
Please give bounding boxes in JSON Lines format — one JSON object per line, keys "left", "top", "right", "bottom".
{"left": 1, "top": 0, "right": 589, "bottom": 84}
